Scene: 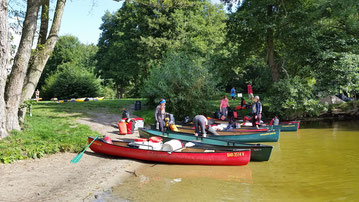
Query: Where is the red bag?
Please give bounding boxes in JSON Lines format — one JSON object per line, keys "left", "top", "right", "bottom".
{"left": 118, "top": 121, "right": 127, "bottom": 135}
{"left": 233, "top": 111, "right": 238, "bottom": 119}
{"left": 221, "top": 115, "right": 226, "bottom": 120}
{"left": 235, "top": 105, "right": 241, "bottom": 110}
{"left": 126, "top": 120, "right": 135, "bottom": 134}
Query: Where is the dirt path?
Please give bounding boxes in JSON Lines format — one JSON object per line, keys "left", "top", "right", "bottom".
{"left": 0, "top": 110, "right": 144, "bottom": 202}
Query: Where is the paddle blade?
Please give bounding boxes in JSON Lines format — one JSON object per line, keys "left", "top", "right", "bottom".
{"left": 70, "top": 153, "right": 84, "bottom": 164}
{"left": 70, "top": 136, "right": 99, "bottom": 164}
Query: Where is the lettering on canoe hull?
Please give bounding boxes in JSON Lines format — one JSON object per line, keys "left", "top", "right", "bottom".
{"left": 260, "top": 132, "right": 276, "bottom": 136}
{"left": 227, "top": 152, "right": 245, "bottom": 157}
{"left": 282, "top": 125, "right": 296, "bottom": 128}
{"left": 93, "top": 142, "right": 102, "bottom": 146}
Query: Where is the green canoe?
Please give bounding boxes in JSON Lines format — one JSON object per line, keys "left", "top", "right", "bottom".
{"left": 139, "top": 128, "right": 273, "bottom": 161}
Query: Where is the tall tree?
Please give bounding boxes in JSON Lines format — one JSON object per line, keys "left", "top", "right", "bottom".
{"left": 5, "top": 0, "right": 42, "bottom": 131}
{"left": 0, "top": 0, "right": 9, "bottom": 138}
{"left": 97, "top": 0, "right": 226, "bottom": 97}
{"left": 20, "top": 0, "right": 66, "bottom": 118}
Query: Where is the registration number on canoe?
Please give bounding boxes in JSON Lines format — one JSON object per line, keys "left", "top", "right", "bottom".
{"left": 282, "top": 125, "right": 295, "bottom": 128}
{"left": 227, "top": 152, "right": 245, "bottom": 157}
{"left": 93, "top": 142, "right": 102, "bottom": 146}
{"left": 260, "top": 132, "right": 276, "bottom": 136}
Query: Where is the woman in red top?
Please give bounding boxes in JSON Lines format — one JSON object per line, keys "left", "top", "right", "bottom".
{"left": 219, "top": 96, "right": 229, "bottom": 118}
{"left": 247, "top": 82, "right": 253, "bottom": 100}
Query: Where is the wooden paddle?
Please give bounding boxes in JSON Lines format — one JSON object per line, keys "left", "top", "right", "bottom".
{"left": 71, "top": 136, "right": 99, "bottom": 164}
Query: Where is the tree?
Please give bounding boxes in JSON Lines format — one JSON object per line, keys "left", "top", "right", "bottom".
{"left": 38, "top": 35, "right": 98, "bottom": 89}
{"left": 0, "top": 0, "right": 9, "bottom": 138}
{"left": 142, "top": 52, "right": 219, "bottom": 118}
{"left": 5, "top": 0, "right": 42, "bottom": 131}
{"left": 97, "top": 0, "right": 227, "bottom": 97}
{"left": 19, "top": 0, "right": 66, "bottom": 122}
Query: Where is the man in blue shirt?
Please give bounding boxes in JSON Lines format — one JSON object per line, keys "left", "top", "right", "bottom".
{"left": 230, "top": 87, "right": 236, "bottom": 100}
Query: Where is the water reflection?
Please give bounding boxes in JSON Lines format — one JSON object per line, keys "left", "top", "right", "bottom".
{"left": 107, "top": 121, "right": 359, "bottom": 201}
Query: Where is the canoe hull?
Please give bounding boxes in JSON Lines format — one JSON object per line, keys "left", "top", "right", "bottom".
{"left": 88, "top": 137, "right": 250, "bottom": 166}
{"left": 177, "top": 127, "right": 279, "bottom": 142}
{"left": 139, "top": 129, "right": 273, "bottom": 161}
{"left": 213, "top": 119, "right": 300, "bottom": 132}
{"left": 211, "top": 130, "right": 280, "bottom": 142}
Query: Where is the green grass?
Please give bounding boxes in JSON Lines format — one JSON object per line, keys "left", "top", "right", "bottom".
{"left": 0, "top": 99, "right": 141, "bottom": 164}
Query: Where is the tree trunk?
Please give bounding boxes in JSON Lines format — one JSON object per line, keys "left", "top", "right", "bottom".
{"left": 37, "top": 0, "right": 49, "bottom": 46}
{"left": 116, "top": 83, "right": 120, "bottom": 99}
{"left": 5, "top": 0, "right": 41, "bottom": 131}
{"left": 20, "top": 0, "right": 66, "bottom": 111}
{"left": 0, "top": 0, "right": 9, "bottom": 138}
{"left": 119, "top": 85, "right": 124, "bottom": 99}
{"left": 266, "top": 5, "right": 280, "bottom": 82}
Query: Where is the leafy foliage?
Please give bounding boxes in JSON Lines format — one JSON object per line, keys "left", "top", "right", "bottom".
{"left": 42, "top": 65, "right": 103, "bottom": 99}
{"left": 267, "top": 77, "right": 327, "bottom": 119}
{"left": 142, "top": 52, "right": 219, "bottom": 119}
{"left": 96, "top": 0, "right": 226, "bottom": 97}
{"left": 39, "top": 35, "right": 98, "bottom": 88}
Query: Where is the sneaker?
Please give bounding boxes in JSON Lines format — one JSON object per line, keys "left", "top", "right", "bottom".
{"left": 203, "top": 134, "right": 207, "bottom": 138}
{"left": 194, "top": 133, "right": 198, "bottom": 137}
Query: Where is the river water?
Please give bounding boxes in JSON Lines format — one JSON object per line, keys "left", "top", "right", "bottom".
{"left": 106, "top": 121, "right": 359, "bottom": 201}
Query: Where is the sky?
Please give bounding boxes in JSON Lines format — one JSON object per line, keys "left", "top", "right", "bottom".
{"left": 59, "top": 0, "right": 223, "bottom": 45}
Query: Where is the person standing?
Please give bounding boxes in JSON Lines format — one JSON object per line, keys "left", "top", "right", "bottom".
{"left": 35, "top": 89, "right": 40, "bottom": 101}
{"left": 252, "top": 96, "right": 262, "bottom": 129}
{"left": 193, "top": 115, "right": 219, "bottom": 137}
{"left": 230, "top": 87, "right": 236, "bottom": 100}
{"left": 241, "top": 97, "right": 246, "bottom": 108}
{"left": 155, "top": 99, "right": 168, "bottom": 132}
{"left": 247, "top": 82, "right": 253, "bottom": 100}
{"left": 220, "top": 96, "right": 229, "bottom": 118}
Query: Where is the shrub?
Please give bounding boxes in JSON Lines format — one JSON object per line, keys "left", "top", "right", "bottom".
{"left": 266, "top": 76, "right": 327, "bottom": 119}
{"left": 42, "top": 64, "right": 103, "bottom": 99}
{"left": 142, "top": 52, "right": 219, "bottom": 119}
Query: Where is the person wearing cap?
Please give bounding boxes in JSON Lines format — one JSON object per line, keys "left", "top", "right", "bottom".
{"left": 193, "top": 115, "right": 219, "bottom": 137}
{"left": 155, "top": 99, "right": 169, "bottom": 132}
{"left": 251, "top": 95, "right": 262, "bottom": 129}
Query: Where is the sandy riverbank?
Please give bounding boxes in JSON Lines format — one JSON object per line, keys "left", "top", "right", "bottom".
{"left": 0, "top": 111, "right": 144, "bottom": 202}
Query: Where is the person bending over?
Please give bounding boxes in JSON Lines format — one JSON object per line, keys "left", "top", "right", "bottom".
{"left": 193, "top": 115, "right": 219, "bottom": 137}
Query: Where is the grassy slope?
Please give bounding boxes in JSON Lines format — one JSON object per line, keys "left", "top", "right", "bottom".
{"left": 0, "top": 99, "right": 138, "bottom": 164}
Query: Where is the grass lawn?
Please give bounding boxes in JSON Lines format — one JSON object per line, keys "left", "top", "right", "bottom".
{"left": 0, "top": 99, "right": 140, "bottom": 164}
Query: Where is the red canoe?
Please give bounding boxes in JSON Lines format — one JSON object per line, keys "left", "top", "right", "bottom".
{"left": 88, "top": 137, "right": 251, "bottom": 166}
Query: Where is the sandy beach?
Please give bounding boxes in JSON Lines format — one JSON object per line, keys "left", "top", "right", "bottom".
{"left": 0, "top": 112, "right": 144, "bottom": 202}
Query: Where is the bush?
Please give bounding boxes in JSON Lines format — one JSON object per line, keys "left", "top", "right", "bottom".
{"left": 266, "top": 76, "right": 327, "bottom": 119}
{"left": 142, "top": 52, "right": 219, "bottom": 119}
{"left": 42, "top": 64, "right": 103, "bottom": 99}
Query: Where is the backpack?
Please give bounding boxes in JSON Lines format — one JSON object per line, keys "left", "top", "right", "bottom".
{"left": 214, "top": 111, "right": 221, "bottom": 119}
{"left": 227, "top": 107, "right": 234, "bottom": 119}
